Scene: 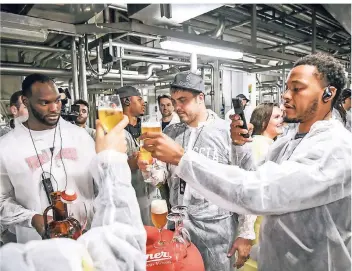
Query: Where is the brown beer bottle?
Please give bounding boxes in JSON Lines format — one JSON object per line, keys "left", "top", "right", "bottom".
{"left": 42, "top": 191, "right": 82, "bottom": 240}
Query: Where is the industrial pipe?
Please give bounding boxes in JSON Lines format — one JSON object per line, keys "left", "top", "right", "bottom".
{"left": 1, "top": 42, "right": 70, "bottom": 54}
{"left": 199, "top": 17, "right": 226, "bottom": 38}
{"left": 103, "top": 64, "right": 163, "bottom": 80}
{"left": 78, "top": 38, "right": 88, "bottom": 102}
{"left": 110, "top": 41, "right": 190, "bottom": 58}
{"left": 71, "top": 38, "right": 80, "bottom": 101}
{"left": 191, "top": 53, "right": 198, "bottom": 73}
{"left": 123, "top": 55, "right": 190, "bottom": 66}
{"left": 0, "top": 65, "right": 71, "bottom": 77}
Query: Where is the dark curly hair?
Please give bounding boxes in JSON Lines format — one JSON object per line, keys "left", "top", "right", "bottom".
{"left": 293, "top": 53, "right": 347, "bottom": 107}
{"left": 73, "top": 99, "right": 89, "bottom": 110}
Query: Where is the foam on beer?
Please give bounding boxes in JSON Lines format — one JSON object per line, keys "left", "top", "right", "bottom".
{"left": 141, "top": 122, "right": 161, "bottom": 128}
{"left": 151, "top": 199, "right": 168, "bottom": 214}
{"left": 98, "top": 107, "right": 122, "bottom": 111}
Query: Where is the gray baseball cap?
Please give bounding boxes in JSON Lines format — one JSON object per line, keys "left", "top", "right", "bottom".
{"left": 236, "top": 94, "right": 250, "bottom": 102}
{"left": 170, "top": 71, "right": 205, "bottom": 93}
{"left": 115, "top": 86, "right": 141, "bottom": 98}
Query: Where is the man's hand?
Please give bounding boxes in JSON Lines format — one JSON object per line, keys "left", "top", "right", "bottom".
{"left": 95, "top": 115, "right": 129, "bottom": 154}
{"left": 31, "top": 214, "right": 52, "bottom": 236}
{"left": 230, "top": 114, "right": 253, "bottom": 145}
{"left": 139, "top": 132, "right": 184, "bottom": 165}
{"left": 128, "top": 152, "right": 139, "bottom": 171}
{"left": 227, "top": 237, "right": 252, "bottom": 269}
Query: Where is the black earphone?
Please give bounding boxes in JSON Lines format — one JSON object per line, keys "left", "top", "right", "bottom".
{"left": 322, "top": 86, "right": 332, "bottom": 102}
{"left": 123, "top": 97, "right": 131, "bottom": 106}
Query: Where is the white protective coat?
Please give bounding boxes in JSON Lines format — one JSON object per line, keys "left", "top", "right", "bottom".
{"left": 0, "top": 150, "right": 147, "bottom": 271}
{"left": 175, "top": 119, "right": 351, "bottom": 271}
{"left": 0, "top": 118, "right": 96, "bottom": 243}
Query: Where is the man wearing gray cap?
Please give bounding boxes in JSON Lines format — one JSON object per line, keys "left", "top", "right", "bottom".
{"left": 115, "top": 86, "right": 145, "bottom": 139}
{"left": 114, "top": 86, "right": 157, "bottom": 225}
{"left": 138, "top": 71, "right": 256, "bottom": 270}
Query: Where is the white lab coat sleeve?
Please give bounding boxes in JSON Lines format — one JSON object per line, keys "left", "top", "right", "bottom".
{"left": 231, "top": 144, "right": 257, "bottom": 239}
{"left": 0, "top": 155, "right": 40, "bottom": 229}
{"left": 174, "top": 137, "right": 351, "bottom": 215}
{"left": 231, "top": 144, "right": 258, "bottom": 171}
{"left": 0, "top": 150, "right": 146, "bottom": 271}
{"left": 237, "top": 214, "right": 257, "bottom": 240}
{"left": 78, "top": 150, "right": 146, "bottom": 271}
{"left": 146, "top": 160, "right": 170, "bottom": 187}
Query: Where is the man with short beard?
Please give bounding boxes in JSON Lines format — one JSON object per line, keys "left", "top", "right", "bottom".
{"left": 141, "top": 53, "right": 351, "bottom": 271}
{"left": 0, "top": 73, "right": 96, "bottom": 244}
{"left": 73, "top": 99, "right": 96, "bottom": 140}
{"left": 157, "top": 94, "right": 179, "bottom": 130}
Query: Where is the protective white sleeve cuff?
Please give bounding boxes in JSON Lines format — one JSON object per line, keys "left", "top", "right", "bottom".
{"left": 27, "top": 211, "right": 42, "bottom": 228}
{"left": 237, "top": 214, "right": 257, "bottom": 240}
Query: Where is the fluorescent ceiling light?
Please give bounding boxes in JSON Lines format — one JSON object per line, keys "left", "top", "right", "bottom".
{"left": 160, "top": 38, "right": 243, "bottom": 60}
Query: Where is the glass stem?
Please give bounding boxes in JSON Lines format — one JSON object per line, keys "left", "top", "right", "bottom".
{"left": 159, "top": 228, "right": 163, "bottom": 244}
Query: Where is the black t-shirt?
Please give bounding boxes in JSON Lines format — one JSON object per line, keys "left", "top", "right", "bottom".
{"left": 125, "top": 118, "right": 141, "bottom": 141}
{"left": 162, "top": 121, "right": 171, "bottom": 131}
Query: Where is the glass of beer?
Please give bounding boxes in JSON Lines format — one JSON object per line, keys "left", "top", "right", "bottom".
{"left": 97, "top": 95, "right": 123, "bottom": 132}
{"left": 151, "top": 199, "right": 168, "bottom": 249}
{"left": 140, "top": 115, "right": 162, "bottom": 183}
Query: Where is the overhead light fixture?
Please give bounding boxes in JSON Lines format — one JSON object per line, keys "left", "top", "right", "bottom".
{"left": 0, "top": 26, "right": 48, "bottom": 43}
{"left": 160, "top": 37, "right": 243, "bottom": 60}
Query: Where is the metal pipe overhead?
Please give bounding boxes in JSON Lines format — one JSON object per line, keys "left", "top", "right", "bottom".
{"left": 123, "top": 55, "right": 191, "bottom": 66}
{"left": 78, "top": 38, "right": 88, "bottom": 102}
{"left": 248, "top": 63, "right": 293, "bottom": 73}
{"left": 251, "top": 5, "right": 257, "bottom": 47}
{"left": 103, "top": 64, "right": 163, "bottom": 80}
{"left": 312, "top": 8, "right": 317, "bottom": 54}
{"left": 190, "top": 53, "right": 198, "bottom": 73}
{"left": 0, "top": 61, "right": 32, "bottom": 67}
{"left": 71, "top": 37, "right": 79, "bottom": 101}
{"left": 1, "top": 42, "right": 70, "bottom": 54}
{"left": 110, "top": 41, "right": 190, "bottom": 58}
{"left": 116, "top": 32, "right": 161, "bottom": 40}
{"left": 0, "top": 65, "right": 71, "bottom": 77}
{"left": 189, "top": 18, "right": 311, "bottom": 55}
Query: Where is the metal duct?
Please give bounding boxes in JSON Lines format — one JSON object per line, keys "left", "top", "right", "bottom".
{"left": 0, "top": 65, "right": 71, "bottom": 77}
{"left": 199, "top": 17, "right": 226, "bottom": 38}
{"left": 323, "top": 4, "right": 351, "bottom": 35}
{"left": 192, "top": 15, "right": 322, "bottom": 54}
{"left": 103, "top": 64, "right": 163, "bottom": 80}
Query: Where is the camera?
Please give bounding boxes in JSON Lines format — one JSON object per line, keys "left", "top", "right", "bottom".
{"left": 58, "top": 88, "right": 79, "bottom": 123}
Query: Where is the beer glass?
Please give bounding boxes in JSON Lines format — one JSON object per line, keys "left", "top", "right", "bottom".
{"left": 97, "top": 95, "right": 123, "bottom": 132}
{"left": 171, "top": 205, "right": 191, "bottom": 248}
{"left": 151, "top": 199, "right": 168, "bottom": 248}
{"left": 167, "top": 213, "right": 188, "bottom": 261}
{"left": 140, "top": 115, "right": 162, "bottom": 183}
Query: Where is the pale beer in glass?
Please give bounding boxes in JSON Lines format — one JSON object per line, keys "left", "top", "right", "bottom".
{"left": 151, "top": 199, "right": 168, "bottom": 248}
{"left": 140, "top": 121, "right": 162, "bottom": 163}
{"left": 98, "top": 108, "right": 124, "bottom": 132}
{"left": 97, "top": 95, "right": 123, "bottom": 132}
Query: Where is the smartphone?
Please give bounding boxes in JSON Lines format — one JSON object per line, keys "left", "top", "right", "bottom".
{"left": 232, "top": 98, "right": 250, "bottom": 138}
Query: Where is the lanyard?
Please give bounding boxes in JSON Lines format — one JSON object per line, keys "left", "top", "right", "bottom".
{"left": 179, "top": 113, "right": 209, "bottom": 195}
